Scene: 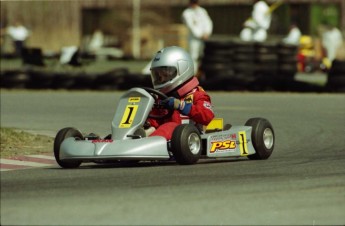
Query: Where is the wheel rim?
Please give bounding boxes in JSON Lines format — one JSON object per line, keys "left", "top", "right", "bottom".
{"left": 188, "top": 133, "right": 201, "bottom": 155}
{"left": 263, "top": 128, "right": 274, "bottom": 149}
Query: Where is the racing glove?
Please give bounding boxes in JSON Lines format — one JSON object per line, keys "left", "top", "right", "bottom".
{"left": 162, "top": 97, "right": 192, "bottom": 115}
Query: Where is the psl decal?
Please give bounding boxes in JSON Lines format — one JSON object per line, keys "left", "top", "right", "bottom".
{"left": 210, "top": 140, "right": 236, "bottom": 153}
{"left": 128, "top": 97, "right": 141, "bottom": 103}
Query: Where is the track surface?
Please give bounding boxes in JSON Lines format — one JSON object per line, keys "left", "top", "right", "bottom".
{"left": 1, "top": 90, "right": 345, "bottom": 225}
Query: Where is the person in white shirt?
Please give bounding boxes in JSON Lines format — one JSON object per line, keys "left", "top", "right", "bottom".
{"left": 321, "top": 23, "right": 343, "bottom": 62}
{"left": 240, "top": 0, "right": 272, "bottom": 42}
{"left": 87, "top": 29, "right": 124, "bottom": 60}
{"left": 182, "top": 0, "right": 213, "bottom": 72}
{"left": 6, "top": 20, "right": 29, "bottom": 57}
{"left": 282, "top": 24, "right": 302, "bottom": 45}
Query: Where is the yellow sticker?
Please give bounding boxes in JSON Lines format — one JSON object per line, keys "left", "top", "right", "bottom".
{"left": 210, "top": 140, "right": 236, "bottom": 153}
{"left": 239, "top": 131, "right": 249, "bottom": 156}
{"left": 119, "top": 105, "right": 138, "bottom": 128}
{"left": 184, "top": 94, "right": 193, "bottom": 103}
{"left": 128, "top": 97, "right": 141, "bottom": 103}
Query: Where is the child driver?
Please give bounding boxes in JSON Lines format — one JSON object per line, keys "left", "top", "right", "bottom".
{"left": 145, "top": 46, "right": 214, "bottom": 140}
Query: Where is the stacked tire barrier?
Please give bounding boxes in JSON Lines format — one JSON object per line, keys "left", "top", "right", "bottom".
{"left": 0, "top": 66, "right": 152, "bottom": 90}
{"left": 275, "top": 43, "right": 299, "bottom": 90}
{"left": 200, "top": 40, "right": 235, "bottom": 90}
{"left": 200, "top": 39, "right": 303, "bottom": 91}
{"left": 1, "top": 42, "right": 343, "bottom": 92}
{"left": 233, "top": 41, "right": 256, "bottom": 88}
{"left": 0, "top": 69, "right": 30, "bottom": 89}
{"left": 326, "top": 60, "right": 345, "bottom": 92}
{"left": 254, "top": 42, "right": 278, "bottom": 90}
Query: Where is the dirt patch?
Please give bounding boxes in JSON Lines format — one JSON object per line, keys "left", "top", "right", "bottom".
{"left": 0, "top": 128, "right": 53, "bottom": 158}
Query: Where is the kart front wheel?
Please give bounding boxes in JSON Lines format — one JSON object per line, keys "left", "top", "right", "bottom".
{"left": 171, "top": 124, "right": 202, "bottom": 165}
{"left": 245, "top": 118, "right": 274, "bottom": 160}
{"left": 54, "top": 127, "right": 83, "bottom": 168}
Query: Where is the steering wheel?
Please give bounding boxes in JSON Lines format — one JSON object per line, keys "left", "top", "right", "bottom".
{"left": 141, "top": 87, "right": 174, "bottom": 120}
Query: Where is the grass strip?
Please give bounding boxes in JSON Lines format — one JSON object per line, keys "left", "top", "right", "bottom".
{"left": 0, "top": 128, "right": 53, "bottom": 158}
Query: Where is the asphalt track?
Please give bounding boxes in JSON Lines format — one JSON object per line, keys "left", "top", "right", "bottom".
{"left": 1, "top": 90, "right": 345, "bottom": 225}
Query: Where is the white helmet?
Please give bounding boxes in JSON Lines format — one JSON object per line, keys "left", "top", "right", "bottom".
{"left": 150, "top": 46, "right": 194, "bottom": 94}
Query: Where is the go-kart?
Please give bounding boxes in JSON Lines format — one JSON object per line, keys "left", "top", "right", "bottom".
{"left": 54, "top": 87, "right": 274, "bottom": 168}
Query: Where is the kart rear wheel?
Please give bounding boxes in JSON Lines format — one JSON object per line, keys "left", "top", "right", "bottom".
{"left": 54, "top": 127, "right": 83, "bottom": 168}
{"left": 245, "top": 118, "right": 274, "bottom": 160}
{"left": 171, "top": 124, "right": 202, "bottom": 165}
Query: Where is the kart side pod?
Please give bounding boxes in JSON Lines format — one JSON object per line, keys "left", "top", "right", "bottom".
{"left": 59, "top": 136, "right": 170, "bottom": 161}
{"left": 202, "top": 126, "right": 256, "bottom": 158}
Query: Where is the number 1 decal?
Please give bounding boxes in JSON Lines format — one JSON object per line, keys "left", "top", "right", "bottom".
{"left": 119, "top": 105, "right": 138, "bottom": 128}
{"left": 239, "top": 131, "right": 249, "bottom": 156}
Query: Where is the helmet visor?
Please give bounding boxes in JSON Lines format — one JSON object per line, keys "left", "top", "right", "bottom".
{"left": 151, "top": 66, "right": 177, "bottom": 86}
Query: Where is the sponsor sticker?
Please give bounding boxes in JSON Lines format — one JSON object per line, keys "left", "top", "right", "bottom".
{"left": 184, "top": 95, "right": 193, "bottom": 103}
{"left": 128, "top": 97, "right": 141, "bottom": 102}
{"left": 238, "top": 131, "right": 249, "bottom": 156}
{"left": 203, "top": 101, "right": 213, "bottom": 112}
{"left": 210, "top": 140, "right": 236, "bottom": 153}
{"left": 92, "top": 140, "right": 113, "bottom": 143}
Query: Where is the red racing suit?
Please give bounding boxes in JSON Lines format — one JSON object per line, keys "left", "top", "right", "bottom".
{"left": 147, "top": 86, "right": 214, "bottom": 140}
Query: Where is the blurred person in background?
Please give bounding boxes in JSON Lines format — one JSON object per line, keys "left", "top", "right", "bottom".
{"left": 0, "top": 22, "right": 5, "bottom": 55}
{"left": 6, "top": 20, "right": 30, "bottom": 57}
{"left": 320, "top": 21, "right": 343, "bottom": 63}
{"left": 88, "top": 29, "right": 105, "bottom": 53}
{"left": 240, "top": 0, "right": 272, "bottom": 42}
{"left": 182, "top": 0, "right": 213, "bottom": 72}
{"left": 282, "top": 23, "right": 302, "bottom": 45}
{"left": 87, "top": 29, "right": 124, "bottom": 60}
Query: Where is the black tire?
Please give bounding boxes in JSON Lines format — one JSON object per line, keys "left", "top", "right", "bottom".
{"left": 234, "top": 53, "right": 255, "bottom": 62}
{"left": 202, "top": 62, "right": 233, "bottom": 71}
{"left": 1, "top": 70, "right": 30, "bottom": 88}
{"left": 171, "top": 124, "right": 202, "bottom": 165}
{"left": 255, "top": 53, "right": 278, "bottom": 63}
{"left": 204, "top": 39, "right": 234, "bottom": 49}
{"left": 278, "top": 63, "right": 298, "bottom": 74}
{"left": 330, "top": 60, "right": 345, "bottom": 74}
{"left": 72, "top": 73, "right": 97, "bottom": 90}
{"left": 234, "top": 62, "right": 255, "bottom": 73}
{"left": 278, "top": 55, "right": 298, "bottom": 64}
{"left": 326, "top": 76, "right": 345, "bottom": 92}
{"left": 54, "top": 127, "right": 83, "bottom": 168}
{"left": 245, "top": 118, "right": 274, "bottom": 160}
{"left": 27, "top": 68, "right": 55, "bottom": 89}
{"left": 255, "top": 62, "right": 278, "bottom": 73}
{"left": 234, "top": 41, "right": 255, "bottom": 54}
{"left": 93, "top": 68, "right": 128, "bottom": 90}
{"left": 255, "top": 42, "right": 277, "bottom": 54}
{"left": 52, "top": 72, "right": 77, "bottom": 89}
{"left": 277, "top": 43, "right": 298, "bottom": 56}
